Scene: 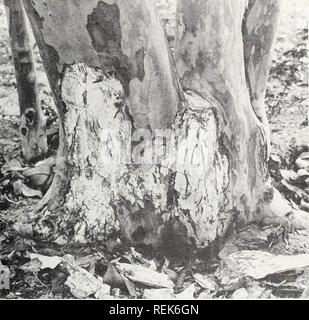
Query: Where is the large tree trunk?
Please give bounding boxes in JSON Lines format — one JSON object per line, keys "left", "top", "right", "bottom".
{"left": 22, "top": 0, "right": 308, "bottom": 256}
{"left": 5, "top": 0, "right": 47, "bottom": 162}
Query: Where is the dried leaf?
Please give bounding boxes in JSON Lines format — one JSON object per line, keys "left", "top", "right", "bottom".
{"left": 296, "top": 153, "right": 309, "bottom": 170}
{"left": 280, "top": 169, "right": 298, "bottom": 181}
{"left": 220, "top": 250, "right": 309, "bottom": 281}
{"left": 29, "top": 253, "right": 62, "bottom": 269}
{"left": 297, "top": 169, "right": 309, "bottom": 179}
{"left": 64, "top": 255, "right": 111, "bottom": 299}
{"left": 193, "top": 274, "right": 218, "bottom": 291}
{"left": 22, "top": 157, "right": 55, "bottom": 187}
{"left": 115, "top": 262, "right": 174, "bottom": 289}
{"left": 231, "top": 288, "right": 249, "bottom": 299}
{"left": 281, "top": 179, "right": 306, "bottom": 198}
{"left": 1, "top": 158, "right": 22, "bottom": 174}
{"left": 13, "top": 180, "right": 42, "bottom": 198}
{"left": 19, "top": 259, "right": 42, "bottom": 273}
{"left": 270, "top": 154, "right": 281, "bottom": 164}
{"left": 176, "top": 284, "right": 196, "bottom": 300}
{"left": 103, "top": 263, "right": 123, "bottom": 287}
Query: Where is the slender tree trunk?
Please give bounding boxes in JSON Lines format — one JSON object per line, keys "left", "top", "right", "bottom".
{"left": 22, "top": 0, "right": 309, "bottom": 255}
{"left": 5, "top": 0, "right": 47, "bottom": 162}
{"left": 243, "top": 0, "right": 281, "bottom": 152}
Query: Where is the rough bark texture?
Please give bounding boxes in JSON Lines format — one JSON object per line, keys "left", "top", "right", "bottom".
{"left": 5, "top": 0, "right": 47, "bottom": 162}
{"left": 21, "top": 0, "right": 306, "bottom": 256}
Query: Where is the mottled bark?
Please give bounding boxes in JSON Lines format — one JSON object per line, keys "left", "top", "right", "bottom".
{"left": 243, "top": 0, "right": 281, "bottom": 151}
{"left": 175, "top": 0, "right": 308, "bottom": 233}
{"left": 175, "top": 0, "right": 272, "bottom": 225}
{"left": 5, "top": 0, "right": 47, "bottom": 162}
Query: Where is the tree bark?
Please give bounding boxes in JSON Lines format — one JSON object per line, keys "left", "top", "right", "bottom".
{"left": 22, "top": 0, "right": 309, "bottom": 256}
{"left": 175, "top": 0, "right": 273, "bottom": 225}
{"left": 242, "top": 0, "right": 281, "bottom": 152}
{"left": 5, "top": 0, "right": 47, "bottom": 162}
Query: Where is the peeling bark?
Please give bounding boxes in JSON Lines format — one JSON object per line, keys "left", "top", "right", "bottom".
{"left": 5, "top": 0, "right": 47, "bottom": 161}
{"left": 33, "top": 63, "right": 230, "bottom": 254}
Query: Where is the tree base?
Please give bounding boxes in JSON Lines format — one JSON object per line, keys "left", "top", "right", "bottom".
{"left": 32, "top": 64, "right": 233, "bottom": 250}
{"left": 30, "top": 64, "right": 308, "bottom": 255}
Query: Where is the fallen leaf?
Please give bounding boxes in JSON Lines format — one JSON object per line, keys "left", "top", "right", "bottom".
{"left": 297, "top": 169, "right": 309, "bottom": 179}
{"left": 19, "top": 258, "right": 42, "bottom": 273}
{"left": 1, "top": 158, "right": 22, "bottom": 174}
{"left": 64, "top": 255, "right": 111, "bottom": 299}
{"left": 193, "top": 274, "right": 218, "bottom": 291}
{"left": 115, "top": 262, "right": 174, "bottom": 289}
{"left": 281, "top": 179, "right": 307, "bottom": 198}
{"left": 270, "top": 154, "right": 281, "bottom": 164}
{"left": 163, "top": 268, "right": 178, "bottom": 282}
{"left": 29, "top": 253, "right": 62, "bottom": 270}
{"left": 296, "top": 153, "right": 309, "bottom": 170}
{"left": 219, "top": 250, "right": 309, "bottom": 281}
{"left": 280, "top": 169, "right": 298, "bottom": 181}
{"left": 103, "top": 262, "right": 136, "bottom": 297}
{"left": 13, "top": 180, "right": 42, "bottom": 198}
{"left": 76, "top": 254, "right": 99, "bottom": 273}
{"left": 22, "top": 157, "right": 55, "bottom": 187}
{"left": 231, "top": 288, "right": 249, "bottom": 300}
{"left": 176, "top": 284, "right": 196, "bottom": 300}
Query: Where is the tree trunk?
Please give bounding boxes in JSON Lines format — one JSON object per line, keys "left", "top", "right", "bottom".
{"left": 175, "top": 0, "right": 274, "bottom": 224}
{"left": 22, "top": 0, "right": 308, "bottom": 256}
{"left": 242, "top": 0, "right": 281, "bottom": 152}
{"left": 5, "top": 0, "right": 47, "bottom": 162}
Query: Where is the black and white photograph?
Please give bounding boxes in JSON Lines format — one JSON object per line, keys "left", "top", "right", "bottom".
{"left": 0, "top": 0, "right": 308, "bottom": 303}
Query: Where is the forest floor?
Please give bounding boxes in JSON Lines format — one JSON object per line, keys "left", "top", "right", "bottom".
{"left": 0, "top": 0, "right": 308, "bottom": 299}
